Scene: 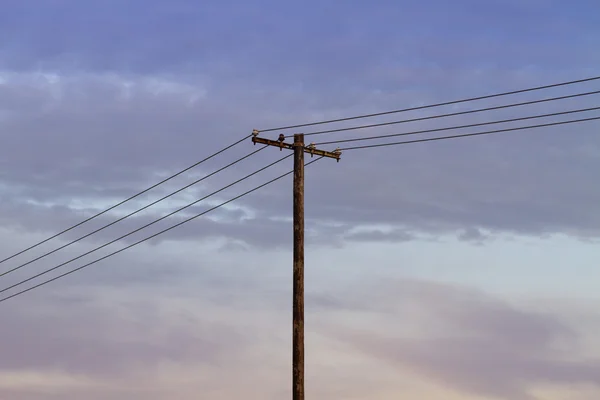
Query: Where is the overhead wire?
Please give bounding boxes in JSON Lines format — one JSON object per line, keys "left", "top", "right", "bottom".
{"left": 0, "top": 145, "right": 268, "bottom": 279}
{"left": 0, "top": 134, "right": 253, "bottom": 265}
{"left": 0, "top": 157, "right": 324, "bottom": 304}
{"left": 295, "top": 90, "right": 600, "bottom": 138}
{"left": 0, "top": 152, "right": 293, "bottom": 297}
{"left": 338, "top": 116, "right": 600, "bottom": 151}
{"left": 257, "top": 76, "right": 600, "bottom": 133}
{"left": 314, "top": 106, "right": 600, "bottom": 146}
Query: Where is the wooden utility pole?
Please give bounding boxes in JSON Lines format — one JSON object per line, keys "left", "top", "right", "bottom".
{"left": 251, "top": 130, "right": 340, "bottom": 400}
{"left": 292, "top": 133, "right": 305, "bottom": 400}
{"left": 292, "top": 134, "right": 304, "bottom": 400}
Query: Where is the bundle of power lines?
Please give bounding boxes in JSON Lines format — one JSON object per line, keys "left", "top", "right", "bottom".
{"left": 1, "top": 76, "right": 598, "bottom": 304}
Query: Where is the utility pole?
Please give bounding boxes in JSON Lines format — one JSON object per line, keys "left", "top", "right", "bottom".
{"left": 292, "top": 133, "right": 305, "bottom": 400}
{"left": 251, "top": 130, "right": 341, "bottom": 400}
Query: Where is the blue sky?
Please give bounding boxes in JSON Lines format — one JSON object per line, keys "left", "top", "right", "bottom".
{"left": 1, "top": 1, "right": 600, "bottom": 399}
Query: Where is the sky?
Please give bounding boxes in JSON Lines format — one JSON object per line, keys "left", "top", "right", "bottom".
{"left": 0, "top": 0, "right": 600, "bottom": 399}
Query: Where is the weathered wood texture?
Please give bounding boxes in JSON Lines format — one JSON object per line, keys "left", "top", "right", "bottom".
{"left": 293, "top": 133, "right": 305, "bottom": 400}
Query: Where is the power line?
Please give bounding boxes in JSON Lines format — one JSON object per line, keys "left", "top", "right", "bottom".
{"left": 0, "top": 157, "right": 323, "bottom": 304}
{"left": 257, "top": 76, "right": 600, "bottom": 133}
{"left": 0, "top": 146, "right": 268, "bottom": 279}
{"left": 0, "top": 134, "right": 252, "bottom": 265}
{"left": 338, "top": 116, "right": 600, "bottom": 151}
{"left": 296, "top": 90, "right": 600, "bottom": 138}
{"left": 0, "top": 153, "right": 293, "bottom": 297}
{"left": 315, "top": 106, "right": 600, "bottom": 146}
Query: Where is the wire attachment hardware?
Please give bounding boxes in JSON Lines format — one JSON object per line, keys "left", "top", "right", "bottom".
{"left": 333, "top": 148, "right": 342, "bottom": 162}
{"left": 307, "top": 143, "right": 316, "bottom": 157}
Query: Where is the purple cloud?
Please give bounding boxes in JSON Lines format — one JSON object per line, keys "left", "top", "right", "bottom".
{"left": 324, "top": 278, "right": 600, "bottom": 399}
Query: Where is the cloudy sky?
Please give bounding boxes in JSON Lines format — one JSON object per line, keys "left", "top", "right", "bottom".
{"left": 1, "top": 0, "right": 600, "bottom": 399}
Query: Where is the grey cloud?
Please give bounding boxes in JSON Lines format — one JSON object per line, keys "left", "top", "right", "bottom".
{"left": 458, "top": 227, "right": 489, "bottom": 243}
{"left": 343, "top": 228, "right": 414, "bottom": 243}
{"left": 0, "top": 245, "right": 296, "bottom": 400}
{"left": 321, "top": 278, "right": 600, "bottom": 399}
{"left": 0, "top": 215, "right": 302, "bottom": 307}
{"left": 1, "top": 7, "right": 599, "bottom": 249}
{"left": 0, "top": 194, "right": 352, "bottom": 253}
{"left": 0, "top": 294, "right": 244, "bottom": 378}
{"left": 2, "top": 69, "right": 600, "bottom": 250}
{"left": 1, "top": 242, "right": 599, "bottom": 400}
